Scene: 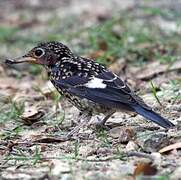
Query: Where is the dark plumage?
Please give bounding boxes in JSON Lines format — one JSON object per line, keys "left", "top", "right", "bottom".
{"left": 6, "top": 41, "right": 175, "bottom": 134}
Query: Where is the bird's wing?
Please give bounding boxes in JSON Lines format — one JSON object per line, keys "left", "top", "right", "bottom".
{"left": 52, "top": 70, "right": 151, "bottom": 110}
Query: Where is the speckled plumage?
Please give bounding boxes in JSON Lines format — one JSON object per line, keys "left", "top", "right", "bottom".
{"left": 6, "top": 41, "right": 175, "bottom": 131}
{"left": 49, "top": 56, "right": 113, "bottom": 116}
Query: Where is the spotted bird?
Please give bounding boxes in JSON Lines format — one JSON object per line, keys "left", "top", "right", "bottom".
{"left": 6, "top": 42, "right": 175, "bottom": 136}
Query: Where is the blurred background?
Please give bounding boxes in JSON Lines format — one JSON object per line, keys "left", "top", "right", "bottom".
{"left": 0, "top": 0, "right": 181, "bottom": 179}
{"left": 1, "top": 0, "right": 180, "bottom": 62}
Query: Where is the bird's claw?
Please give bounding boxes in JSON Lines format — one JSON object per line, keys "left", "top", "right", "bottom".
{"left": 94, "top": 117, "right": 110, "bottom": 131}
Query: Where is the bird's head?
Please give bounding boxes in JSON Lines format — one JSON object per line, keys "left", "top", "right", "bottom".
{"left": 5, "top": 41, "right": 73, "bottom": 66}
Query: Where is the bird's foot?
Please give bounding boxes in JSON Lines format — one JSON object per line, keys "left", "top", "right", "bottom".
{"left": 94, "top": 117, "right": 110, "bottom": 131}
{"left": 66, "top": 126, "right": 80, "bottom": 139}
{"left": 66, "top": 112, "right": 92, "bottom": 139}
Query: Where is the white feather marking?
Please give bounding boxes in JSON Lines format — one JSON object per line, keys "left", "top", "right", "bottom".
{"left": 85, "top": 77, "right": 106, "bottom": 89}
{"left": 105, "top": 74, "right": 117, "bottom": 82}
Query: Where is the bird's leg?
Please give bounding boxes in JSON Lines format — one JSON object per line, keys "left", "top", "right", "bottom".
{"left": 95, "top": 110, "right": 115, "bottom": 130}
{"left": 71, "top": 112, "right": 83, "bottom": 127}
{"left": 66, "top": 112, "right": 92, "bottom": 138}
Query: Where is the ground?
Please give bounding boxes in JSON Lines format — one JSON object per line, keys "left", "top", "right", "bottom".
{"left": 0, "top": 0, "right": 181, "bottom": 179}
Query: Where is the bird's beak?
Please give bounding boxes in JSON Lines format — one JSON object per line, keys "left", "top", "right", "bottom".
{"left": 5, "top": 56, "right": 37, "bottom": 64}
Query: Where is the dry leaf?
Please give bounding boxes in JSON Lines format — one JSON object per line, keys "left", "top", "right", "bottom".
{"left": 0, "top": 78, "right": 19, "bottom": 95}
{"left": 135, "top": 60, "right": 181, "bottom": 80}
{"left": 32, "top": 135, "right": 68, "bottom": 143}
{"left": 89, "top": 50, "right": 114, "bottom": 63}
{"left": 119, "top": 127, "right": 135, "bottom": 143}
{"left": 20, "top": 106, "right": 45, "bottom": 125}
{"left": 134, "top": 162, "right": 157, "bottom": 177}
{"left": 89, "top": 50, "right": 104, "bottom": 59}
{"left": 159, "top": 142, "right": 181, "bottom": 153}
{"left": 98, "top": 40, "right": 108, "bottom": 51}
{"left": 18, "top": 19, "right": 39, "bottom": 29}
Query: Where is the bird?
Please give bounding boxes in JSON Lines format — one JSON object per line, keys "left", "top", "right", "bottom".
{"left": 5, "top": 41, "right": 175, "bottom": 136}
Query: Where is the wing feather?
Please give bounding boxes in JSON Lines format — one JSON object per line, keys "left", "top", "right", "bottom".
{"left": 52, "top": 70, "right": 150, "bottom": 110}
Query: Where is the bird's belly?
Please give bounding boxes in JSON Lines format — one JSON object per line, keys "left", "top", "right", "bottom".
{"left": 54, "top": 84, "right": 130, "bottom": 115}
{"left": 53, "top": 83, "right": 111, "bottom": 114}
{"left": 65, "top": 94, "right": 112, "bottom": 115}
{"left": 78, "top": 98, "right": 112, "bottom": 114}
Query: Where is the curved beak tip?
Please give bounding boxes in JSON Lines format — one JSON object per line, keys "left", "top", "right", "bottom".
{"left": 5, "top": 56, "right": 37, "bottom": 64}
{"left": 5, "top": 58, "right": 16, "bottom": 64}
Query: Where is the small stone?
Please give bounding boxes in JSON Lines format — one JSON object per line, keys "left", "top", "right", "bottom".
{"left": 41, "top": 80, "right": 56, "bottom": 98}
{"left": 109, "top": 127, "right": 135, "bottom": 143}
{"left": 136, "top": 132, "right": 169, "bottom": 152}
{"left": 51, "top": 160, "right": 70, "bottom": 176}
{"left": 170, "top": 166, "right": 181, "bottom": 180}
{"left": 126, "top": 140, "right": 139, "bottom": 151}
{"left": 151, "top": 152, "right": 162, "bottom": 166}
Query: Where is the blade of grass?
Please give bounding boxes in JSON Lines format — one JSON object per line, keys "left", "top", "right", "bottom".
{"left": 150, "top": 81, "right": 162, "bottom": 106}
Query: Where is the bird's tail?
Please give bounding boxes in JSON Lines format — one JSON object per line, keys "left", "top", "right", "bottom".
{"left": 133, "top": 105, "right": 175, "bottom": 129}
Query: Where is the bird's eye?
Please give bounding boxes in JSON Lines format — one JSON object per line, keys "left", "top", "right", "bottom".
{"left": 34, "top": 48, "right": 45, "bottom": 57}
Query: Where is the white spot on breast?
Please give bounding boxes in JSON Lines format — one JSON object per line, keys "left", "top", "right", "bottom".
{"left": 85, "top": 77, "right": 106, "bottom": 89}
